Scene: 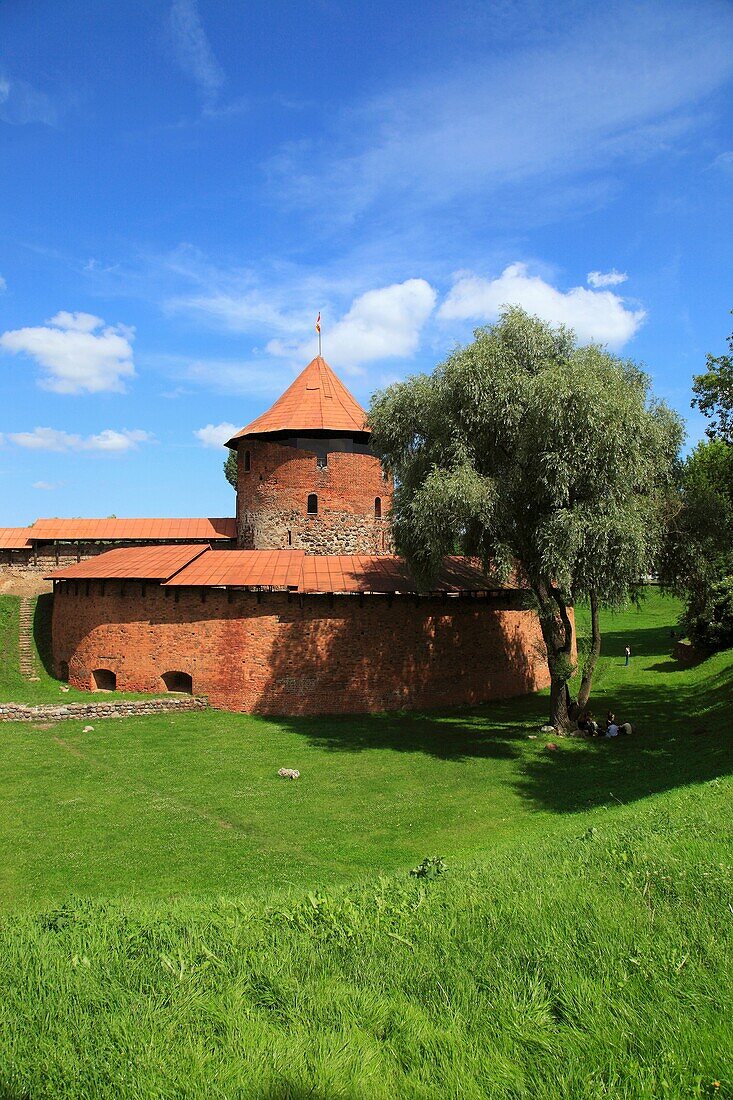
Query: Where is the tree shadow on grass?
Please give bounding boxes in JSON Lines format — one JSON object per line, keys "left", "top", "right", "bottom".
{"left": 33, "top": 592, "right": 55, "bottom": 678}
{"left": 273, "top": 651, "right": 733, "bottom": 815}
{"left": 272, "top": 701, "right": 537, "bottom": 764}
{"left": 600, "top": 622, "right": 676, "bottom": 659}
{"left": 513, "top": 659, "right": 733, "bottom": 814}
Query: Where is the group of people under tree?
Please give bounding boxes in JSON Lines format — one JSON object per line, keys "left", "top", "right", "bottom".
{"left": 578, "top": 711, "right": 634, "bottom": 739}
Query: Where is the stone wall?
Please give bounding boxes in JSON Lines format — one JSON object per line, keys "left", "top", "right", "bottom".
{"left": 236, "top": 440, "right": 394, "bottom": 554}
{"left": 51, "top": 581, "right": 555, "bottom": 716}
{"left": 0, "top": 696, "right": 208, "bottom": 722}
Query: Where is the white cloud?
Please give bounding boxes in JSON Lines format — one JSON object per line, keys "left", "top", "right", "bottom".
{"left": 48, "top": 310, "right": 104, "bottom": 333}
{"left": 194, "top": 422, "right": 240, "bottom": 448}
{"left": 712, "top": 150, "right": 733, "bottom": 171}
{"left": 9, "top": 428, "right": 152, "bottom": 453}
{"left": 0, "top": 313, "right": 136, "bottom": 393}
{"left": 32, "top": 481, "right": 60, "bottom": 490}
{"left": 269, "top": 4, "right": 733, "bottom": 223}
{"left": 0, "top": 73, "right": 56, "bottom": 126}
{"left": 182, "top": 357, "right": 288, "bottom": 396}
{"left": 269, "top": 279, "right": 437, "bottom": 372}
{"left": 169, "top": 0, "right": 224, "bottom": 110}
{"left": 174, "top": 289, "right": 301, "bottom": 335}
{"left": 587, "top": 269, "right": 628, "bottom": 288}
{"left": 0, "top": 273, "right": 5, "bottom": 293}
{"left": 86, "top": 429, "right": 152, "bottom": 452}
{"left": 439, "top": 263, "right": 645, "bottom": 348}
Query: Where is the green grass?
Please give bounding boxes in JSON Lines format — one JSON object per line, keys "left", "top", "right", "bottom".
{"left": 0, "top": 590, "right": 731, "bottom": 1096}
{"left": 0, "top": 775, "right": 730, "bottom": 1098}
{"left": 0, "top": 591, "right": 730, "bottom": 908}
{"left": 0, "top": 593, "right": 175, "bottom": 705}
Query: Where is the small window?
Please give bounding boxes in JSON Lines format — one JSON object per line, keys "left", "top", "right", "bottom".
{"left": 92, "top": 668, "right": 116, "bottom": 691}
{"left": 316, "top": 454, "right": 328, "bottom": 468}
{"left": 58, "top": 660, "right": 69, "bottom": 683}
{"left": 244, "top": 450, "right": 251, "bottom": 472}
{"left": 287, "top": 530, "right": 292, "bottom": 546}
{"left": 375, "top": 496, "right": 382, "bottom": 519}
{"left": 162, "top": 671, "right": 193, "bottom": 694}
{"left": 307, "top": 493, "right": 318, "bottom": 515}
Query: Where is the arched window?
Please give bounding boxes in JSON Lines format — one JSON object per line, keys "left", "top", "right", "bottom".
{"left": 58, "top": 660, "right": 69, "bottom": 683}
{"left": 374, "top": 496, "right": 382, "bottom": 519}
{"left": 244, "top": 450, "right": 251, "bottom": 472}
{"left": 307, "top": 493, "right": 318, "bottom": 515}
{"left": 92, "top": 668, "right": 116, "bottom": 691}
{"left": 162, "top": 670, "right": 193, "bottom": 694}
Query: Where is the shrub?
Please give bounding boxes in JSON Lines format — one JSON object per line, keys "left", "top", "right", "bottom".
{"left": 685, "top": 575, "right": 733, "bottom": 650}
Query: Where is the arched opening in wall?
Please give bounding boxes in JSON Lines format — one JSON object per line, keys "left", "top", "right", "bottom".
{"left": 92, "top": 668, "right": 116, "bottom": 691}
{"left": 244, "top": 450, "right": 251, "bottom": 472}
{"left": 58, "top": 660, "right": 69, "bottom": 682}
{"left": 162, "top": 670, "right": 193, "bottom": 694}
{"left": 307, "top": 493, "right": 318, "bottom": 515}
{"left": 375, "top": 496, "right": 382, "bottom": 519}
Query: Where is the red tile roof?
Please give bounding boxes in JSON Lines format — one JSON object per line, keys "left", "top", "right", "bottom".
{"left": 49, "top": 545, "right": 507, "bottom": 594}
{"left": 163, "top": 550, "right": 306, "bottom": 588}
{"left": 226, "top": 357, "right": 368, "bottom": 444}
{"left": 28, "top": 517, "right": 237, "bottom": 542}
{"left": 47, "top": 544, "right": 208, "bottom": 581}
{"left": 297, "top": 555, "right": 501, "bottom": 593}
{"left": 0, "top": 527, "right": 33, "bottom": 550}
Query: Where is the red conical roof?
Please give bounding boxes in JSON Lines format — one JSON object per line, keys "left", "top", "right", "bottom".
{"left": 225, "top": 357, "right": 368, "bottom": 446}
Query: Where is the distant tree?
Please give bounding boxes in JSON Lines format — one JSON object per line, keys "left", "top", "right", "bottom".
{"left": 368, "top": 308, "right": 683, "bottom": 730}
{"left": 224, "top": 450, "right": 237, "bottom": 490}
{"left": 660, "top": 439, "right": 733, "bottom": 648}
{"left": 692, "top": 312, "right": 733, "bottom": 442}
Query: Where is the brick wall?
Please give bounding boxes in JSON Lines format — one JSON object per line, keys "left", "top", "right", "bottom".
{"left": 52, "top": 582, "right": 554, "bottom": 716}
{"left": 236, "top": 440, "right": 394, "bottom": 554}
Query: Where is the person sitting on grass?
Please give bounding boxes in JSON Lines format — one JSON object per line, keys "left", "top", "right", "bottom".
{"left": 618, "top": 720, "right": 634, "bottom": 735}
{"left": 578, "top": 712, "right": 600, "bottom": 736}
{"left": 605, "top": 717, "right": 620, "bottom": 738}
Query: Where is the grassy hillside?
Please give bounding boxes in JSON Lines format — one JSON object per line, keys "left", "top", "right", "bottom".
{"left": 0, "top": 592, "right": 731, "bottom": 908}
{"left": 0, "top": 593, "right": 168, "bottom": 705}
{"left": 0, "top": 590, "right": 731, "bottom": 1096}
{"left": 0, "top": 775, "right": 730, "bottom": 1098}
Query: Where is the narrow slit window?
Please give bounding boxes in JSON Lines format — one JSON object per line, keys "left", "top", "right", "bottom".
{"left": 374, "top": 496, "right": 382, "bottom": 519}
{"left": 307, "top": 494, "right": 318, "bottom": 515}
{"left": 244, "top": 450, "right": 251, "bottom": 472}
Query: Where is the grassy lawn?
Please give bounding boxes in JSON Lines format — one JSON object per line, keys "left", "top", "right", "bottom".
{"left": 0, "top": 590, "right": 730, "bottom": 908}
{"left": 0, "top": 593, "right": 178, "bottom": 705}
{"left": 0, "top": 589, "right": 731, "bottom": 1096}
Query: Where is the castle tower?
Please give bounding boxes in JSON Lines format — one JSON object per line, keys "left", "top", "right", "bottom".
{"left": 225, "top": 357, "right": 393, "bottom": 554}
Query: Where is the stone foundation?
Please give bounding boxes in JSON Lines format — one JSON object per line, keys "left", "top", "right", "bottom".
{"left": 0, "top": 696, "right": 209, "bottom": 723}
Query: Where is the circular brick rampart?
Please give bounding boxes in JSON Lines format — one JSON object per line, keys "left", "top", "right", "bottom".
{"left": 52, "top": 583, "right": 554, "bottom": 716}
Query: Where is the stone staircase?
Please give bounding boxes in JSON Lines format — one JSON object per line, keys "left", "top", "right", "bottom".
{"left": 18, "top": 598, "right": 40, "bottom": 682}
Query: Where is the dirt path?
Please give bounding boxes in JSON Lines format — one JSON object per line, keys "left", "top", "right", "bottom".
{"left": 18, "top": 598, "right": 40, "bottom": 682}
{"left": 51, "top": 734, "right": 239, "bottom": 832}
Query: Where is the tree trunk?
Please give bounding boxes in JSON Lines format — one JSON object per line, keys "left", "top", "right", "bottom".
{"left": 549, "top": 674, "right": 571, "bottom": 729}
{"left": 535, "top": 580, "right": 575, "bottom": 731}
{"left": 571, "top": 590, "right": 601, "bottom": 717}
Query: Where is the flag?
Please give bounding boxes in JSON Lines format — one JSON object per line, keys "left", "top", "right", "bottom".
{"left": 315, "top": 312, "right": 321, "bottom": 334}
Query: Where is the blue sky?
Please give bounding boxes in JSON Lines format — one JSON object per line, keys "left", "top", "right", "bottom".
{"left": 1, "top": 0, "right": 732, "bottom": 524}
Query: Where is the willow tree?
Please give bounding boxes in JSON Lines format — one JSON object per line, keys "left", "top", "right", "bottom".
{"left": 368, "top": 308, "right": 683, "bottom": 729}
{"left": 224, "top": 450, "right": 238, "bottom": 489}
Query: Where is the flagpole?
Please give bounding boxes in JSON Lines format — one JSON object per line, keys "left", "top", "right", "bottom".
{"left": 316, "top": 311, "right": 322, "bottom": 357}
